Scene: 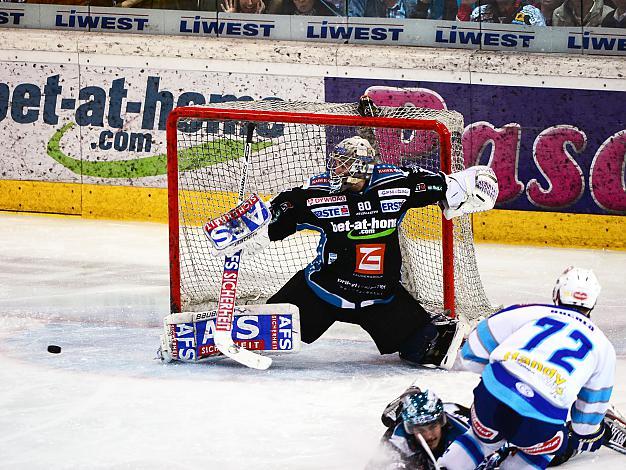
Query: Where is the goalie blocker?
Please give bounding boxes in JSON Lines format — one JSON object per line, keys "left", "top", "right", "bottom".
{"left": 159, "top": 303, "right": 301, "bottom": 363}
{"left": 203, "top": 193, "right": 272, "bottom": 257}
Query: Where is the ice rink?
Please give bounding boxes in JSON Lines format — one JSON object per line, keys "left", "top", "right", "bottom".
{"left": 0, "top": 212, "right": 624, "bottom": 470}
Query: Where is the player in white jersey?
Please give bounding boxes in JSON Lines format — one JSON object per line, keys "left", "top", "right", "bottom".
{"left": 438, "top": 266, "right": 616, "bottom": 469}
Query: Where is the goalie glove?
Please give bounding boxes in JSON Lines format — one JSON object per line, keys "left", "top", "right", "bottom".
{"left": 440, "top": 166, "right": 499, "bottom": 220}
{"left": 203, "top": 194, "right": 271, "bottom": 257}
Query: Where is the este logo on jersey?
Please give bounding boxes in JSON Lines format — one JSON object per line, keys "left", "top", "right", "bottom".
{"left": 311, "top": 204, "right": 350, "bottom": 219}
{"left": 355, "top": 244, "right": 385, "bottom": 275}
{"left": 521, "top": 432, "right": 564, "bottom": 456}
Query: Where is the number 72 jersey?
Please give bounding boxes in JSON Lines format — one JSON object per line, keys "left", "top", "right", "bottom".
{"left": 460, "top": 304, "right": 615, "bottom": 434}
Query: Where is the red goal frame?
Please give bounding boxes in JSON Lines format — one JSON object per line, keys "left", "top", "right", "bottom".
{"left": 166, "top": 106, "right": 456, "bottom": 317}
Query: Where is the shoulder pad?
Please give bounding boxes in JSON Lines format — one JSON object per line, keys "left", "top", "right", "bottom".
{"left": 368, "top": 164, "right": 408, "bottom": 188}
{"left": 303, "top": 172, "right": 332, "bottom": 191}
{"left": 388, "top": 423, "right": 414, "bottom": 456}
{"left": 404, "top": 164, "right": 438, "bottom": 177}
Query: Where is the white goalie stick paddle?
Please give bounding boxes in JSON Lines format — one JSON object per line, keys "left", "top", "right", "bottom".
{"left": 214, "top": 123, "right": 272, "bottom": 370}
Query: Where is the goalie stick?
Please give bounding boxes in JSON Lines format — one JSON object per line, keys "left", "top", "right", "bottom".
{"left": 214, "top": 123, "right": 272, "bottom": 370}
{"left": 415, "top": 433, "right": 441, "bottom": 470}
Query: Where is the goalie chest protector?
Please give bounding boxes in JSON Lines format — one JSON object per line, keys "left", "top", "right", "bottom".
{"left": 269, "top": 165, "right": 446, "bottom": 307}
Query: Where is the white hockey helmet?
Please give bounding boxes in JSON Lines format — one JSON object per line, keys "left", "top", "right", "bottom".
{"left": 327, "top": 136, "right": 377, "bottom": 192}
{"left": 552, "top": 266, "right": 601, "bottom": 313}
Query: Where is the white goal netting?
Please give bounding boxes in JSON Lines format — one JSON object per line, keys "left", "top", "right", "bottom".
{"left": 168, "top": 100, "right": 496, "bottom": 323}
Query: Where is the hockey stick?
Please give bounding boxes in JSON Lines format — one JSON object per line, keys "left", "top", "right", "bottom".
{"left": 214, "top": 123, "right": 272, "bottom": 370}
{"left": 416, "top": 433, "right": 441, "bottom": 470}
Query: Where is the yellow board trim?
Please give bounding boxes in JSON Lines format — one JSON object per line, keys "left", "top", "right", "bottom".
{"left": 1, "top": 180, "right": 624, "bottom": 250}
{"left": 82, "top": 183, "right": 168, "bottom": 223}
{"left": 0, "top": 180, "right": 81, "bottom": 215}
{"left": 473, "top": 210, "right": 626, "bottom": 251}
{"left": 0, "top": 179, "right": 168, "bottom": 223}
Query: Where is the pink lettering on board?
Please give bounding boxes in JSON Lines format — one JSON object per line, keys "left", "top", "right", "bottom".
{"left": 527, "top": 126, "right": 586, "bottom": 209}
{"left": 462, "top": 122, "right": 523, "bottom": 203}
{"left": 590, "top": 130, "right": 626, "bottom": 214}
{"left": 364, "top": 86, "right": 447, "bottom": 110}
{"left": 364, "top": 86, "right": 447, "bottom": 165}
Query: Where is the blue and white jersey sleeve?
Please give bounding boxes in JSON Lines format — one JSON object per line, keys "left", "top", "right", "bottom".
{"left": 571, "top": 345, "right": 615, "bottom": 435}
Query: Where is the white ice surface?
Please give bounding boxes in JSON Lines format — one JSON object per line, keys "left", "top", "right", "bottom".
{"left": 0, "top": 213, "right": 624, "bottom": 470}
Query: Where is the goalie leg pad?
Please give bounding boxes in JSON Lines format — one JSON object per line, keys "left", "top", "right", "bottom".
{"left": 398, "top": 323, "right": 439, "bottom": 364}
{"left": 442, "top": 166, "right": 499, "bottom": 220}
{"left": 159, "top": 303, "right": 301, "bottom": 363}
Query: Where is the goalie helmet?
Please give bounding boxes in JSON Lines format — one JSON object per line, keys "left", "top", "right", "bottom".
{"left": 327, "top": 136, "right": 377, "bottom": 192}
{"left": 401, "top": 389, "right": 445, "bottom": 434}
{"left": 552, "top": 266, "right": 601, "bottom": 314}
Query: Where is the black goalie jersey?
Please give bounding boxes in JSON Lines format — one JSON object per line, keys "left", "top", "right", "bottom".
{"left": 268, "top": 164, "right": 447, "bottom": 308}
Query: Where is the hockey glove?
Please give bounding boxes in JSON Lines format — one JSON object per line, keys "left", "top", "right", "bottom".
{"left": 569, "top": 422, "right": 608, "bottom": 453}
{"left": 357, "top": 94, "right": 380, "bottom": 118}
{"left": 380, "top": 385, "right": 423, "bottom": 428}
{"left": 440, "top": 166, "right": 499, "bottom": 220}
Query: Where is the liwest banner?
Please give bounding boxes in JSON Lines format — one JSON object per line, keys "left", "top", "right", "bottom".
{"left": 326, "top": 79, "right": 626, "bottom": 216}
{"left": 1, "top": 5, "right": 626, "bottom": 56}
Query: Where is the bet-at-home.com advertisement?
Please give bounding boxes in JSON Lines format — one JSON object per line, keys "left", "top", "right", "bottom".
{"left": 0, "top": 62, "right": 324, "bottom": 188}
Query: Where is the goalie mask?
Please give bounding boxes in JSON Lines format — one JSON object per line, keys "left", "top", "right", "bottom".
{"left": 327, "top": 136, "right": 377, "bottom": 192}
{"left": 401, "top": 389, "right": 445, "bottom": 435}
{"left": 552, "top": 266, "right": 601, "bottom": 314}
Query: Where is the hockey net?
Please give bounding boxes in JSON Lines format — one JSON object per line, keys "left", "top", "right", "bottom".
{"left": 167, "top": 100, "right": 495, "bottom": 323}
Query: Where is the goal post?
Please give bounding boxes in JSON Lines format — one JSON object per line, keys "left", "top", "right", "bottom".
{"left": 166, "top": 100, "right": 494, "bottom": 324}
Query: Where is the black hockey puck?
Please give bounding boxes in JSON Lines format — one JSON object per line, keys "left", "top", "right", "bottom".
{"left": 47, "top": 345, "right": 62, "bottom": 354}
